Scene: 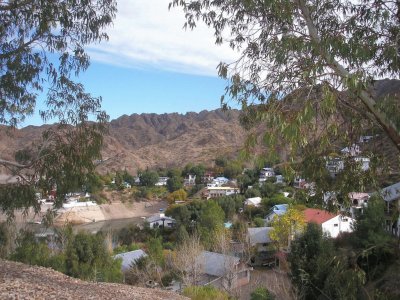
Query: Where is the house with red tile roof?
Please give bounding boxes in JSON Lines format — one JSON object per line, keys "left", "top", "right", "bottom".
{"left": 303, "top": 208, "right": 354, "bottom": 238}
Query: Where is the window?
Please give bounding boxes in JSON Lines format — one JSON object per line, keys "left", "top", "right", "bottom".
{"left": 334, "top": 224, "right": 338, "bottom": 227}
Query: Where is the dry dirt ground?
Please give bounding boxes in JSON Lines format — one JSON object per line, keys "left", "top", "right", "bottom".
{"left": 0, "top": 198, "right": 168, "bottom": 226}
{"left": 53, "top": 200, "right": 167, "bottom": 225}
{"left": 0, "top": 259, "right": 187, "bottom": 300}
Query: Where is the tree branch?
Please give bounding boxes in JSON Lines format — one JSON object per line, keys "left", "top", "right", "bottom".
{"left": 0, "top": 0, "right": 35, "bottom": 11}
{"left": 0, "top": 158, "right": 27, "bottom": 168}
{"left": 297, "top": 0, "right": 400, "bottom": 152}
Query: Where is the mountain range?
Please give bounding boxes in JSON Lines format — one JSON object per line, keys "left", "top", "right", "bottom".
{"left": 1, "top": 79, "right": 400, "bottom": 176}
{"left": 0, "top": 109, "right": 246, "bottom": 175}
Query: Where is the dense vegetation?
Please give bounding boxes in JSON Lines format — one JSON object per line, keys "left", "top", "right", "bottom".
{"left": 9, "top": 228, "right": 122, "bottom": 283}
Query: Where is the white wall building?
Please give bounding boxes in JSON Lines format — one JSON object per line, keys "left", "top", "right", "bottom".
{"left": 321, "top": 215, "right": 354, "bottom": 238}
{"left": 244, "top": 197, "right": 262, "bottom": 207}
{"left": 207, "top": 187, "right": 239, "bottom": 199}
{"left": 155, "top": 177, "right": 169, "bottom": 186}
{"left": 146, "top": 213, "right": 176, "bottom": 229}
{"left": 304, "top": 208, "right": 354, "bottom": 238}
{"left": 259, "top": 168, "right": 275, "bottom": 182}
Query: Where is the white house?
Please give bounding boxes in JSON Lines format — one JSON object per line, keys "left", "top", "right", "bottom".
{"left": 155, "top": 177, "right": 169, "bottom": 186}
{"left": 341, "top": 144, "right": 361, "bottom": 157}
{"left": 348, "top": 192, "right": 370, "bottom": 218}
{"left": 114, "top": 249, "right": 147, "bottom": 272}
{"left": 207, "top": 187, "right": 239, "bottom": 199}
{"left": 354, "top": 157, "right": 370, "bottom": 171}
{"left": 259, "top": 168, "right": 275, "bottom": 182}
{"left": 275, "top": 175, "right": 284, "bottom": 184}
{"left": 184, "top": 174, "right": 196, "bottom": 186}
{"left": 293, "top": 177, "right": 307, "bottom": 189}
{"left": 380, "top": 182, "right": 400, "bottom": 235}
{"left": 264, "top": 204, "right": 289, "bottom": 224}
{"left": 212, "top": 177, "right": 230, "bottom": 187}
{"left": 326, "top": 157, "right": 345, "bottom": 177}
{"left": 244, "top": 197, "right": 262, "bottom": 207}
{"left": 303, "top": 208, "right": 354, "bottom": 238}
{"left": 359, "top": 135, "right": 374, "bottom": 143}
{"left": 146, "top": 213, "right": 176, "bottom": 229}
{"left": 326, "top": 152, "right": 369, "bottom": 177}
{"left": 62, "top": 200, "right": 97, "bottom": 209}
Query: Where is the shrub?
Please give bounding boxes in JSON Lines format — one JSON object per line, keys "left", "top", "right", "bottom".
{"left": 182, "top": 285, "right": 229, "bottom": 300}
{"left": 254, "top": 217, "right": 265, "bottom": 227}
{"left": 250, "top": 287, "right": 275, "bottom": 300}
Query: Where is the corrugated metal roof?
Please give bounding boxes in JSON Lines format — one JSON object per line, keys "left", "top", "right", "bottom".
{"left": 248, "top": 227, "right": 273, "bottom": 245}
{"left": 381, "top": 182, "right": 400, "bottom": 202}
{"left": 199, "top": 251, "right": 240, "bottom": 277}
{"left": 114, "top": 249, "right": 147, "bottom": 271}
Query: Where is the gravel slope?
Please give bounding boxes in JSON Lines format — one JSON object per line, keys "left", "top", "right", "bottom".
{"left": 0, "top": 260, "right": 187, "bottom": 300}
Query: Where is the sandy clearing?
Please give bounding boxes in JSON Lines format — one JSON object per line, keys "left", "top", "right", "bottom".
{"left": 0, "top": 200, "right": 168, "bottom": 226}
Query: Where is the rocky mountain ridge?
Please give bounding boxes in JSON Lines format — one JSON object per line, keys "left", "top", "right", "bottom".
{"left": 0, "top": 109, "right": 246, "bottom": 175}
{"left": 1, "top": 79, "right": 399, "bottom": 175}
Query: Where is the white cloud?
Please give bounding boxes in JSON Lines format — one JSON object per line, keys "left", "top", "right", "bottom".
{"left": 87, "top": 0, "right": 238, "bottom": 76}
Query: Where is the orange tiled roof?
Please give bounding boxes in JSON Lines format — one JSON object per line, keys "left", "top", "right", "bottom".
{"left": 303, "top": 208, "right": 336, "bottom": 224}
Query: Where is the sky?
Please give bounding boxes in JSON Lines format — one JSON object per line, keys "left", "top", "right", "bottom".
{"left": 23, "top": 0, "right": 239, "bottom": 126}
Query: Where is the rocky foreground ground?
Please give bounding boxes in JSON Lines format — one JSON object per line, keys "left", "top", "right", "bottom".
{"left": 0, "top": 260, "right": 187, "bottom": 300}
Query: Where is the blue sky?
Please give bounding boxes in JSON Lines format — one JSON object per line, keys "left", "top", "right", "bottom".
{"left": 22, "top": 0, "right": 239, "bottom": 126}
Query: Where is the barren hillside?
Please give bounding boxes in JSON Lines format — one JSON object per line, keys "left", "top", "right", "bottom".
{"left": 0, "top": 109, "right": 246, "bottom": 175}
{"left": 0, "top": 259, "right": 187, "bottom": 299}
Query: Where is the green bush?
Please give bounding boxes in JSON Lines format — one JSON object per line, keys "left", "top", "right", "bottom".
{"left": 253, "top": 217, "right": 265, "bottom": 227}
{"left": 251, "top": 287, "right": 275, "bottom": 300}
{"left": 183, "top": 285, "right": 229, "bottom": 300}
{"left": 113, "top": 243, "right": 140, "bottom": 254}
{"left": 11, "top": 229, "right": 123, "bottom": 283}
{"left": 161, "top": 272, "right": 177, "bottom": 287}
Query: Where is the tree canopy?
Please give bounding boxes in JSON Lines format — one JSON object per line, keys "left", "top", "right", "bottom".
{"left": 0, "top": 0, "right": 117, "bottom": 218}
{"left": 170, "top": 0, "right": 400, "bottom": 205}
{"left": 170, "top": 0, "right": 399, "bottom": 147}
{"left": 140, "top": 170, "right": 159, "bottom": 187}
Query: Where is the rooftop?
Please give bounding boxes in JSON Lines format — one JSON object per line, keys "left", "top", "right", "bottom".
{"left": 303, "top": 208, "right": 336, "bottom": 224}
{"left": 146, "top": 213, "right": 175, "bottom": 223}
{"left": 273, "top": 204, "right": 288, "bottom": 211}
{"left": 248, "top": 227, "right": 273, "bottom": 245}
{"left": 381, "top": 182, "right": 400, "bottom": 202}
{"left": 207, "top": 186, "right": 239, "bottom": 190}
{"left": 114, "top": 249, "right": 147, "bottom": 271}
{"left": 199, "top": 251, "right": 240, "bottom": 277}
{"left": 245, "top": 197, "right": 262, "bottom": 206}
{"left": 348, "top": 192, "right": 370, "bottom": 201}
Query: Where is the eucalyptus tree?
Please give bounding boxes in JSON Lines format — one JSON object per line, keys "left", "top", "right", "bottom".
{"left": 170, "top": 0, "right": 400, "bottom": 203}
{"left": 0, "top": 0, "right": 117, "bottom": 219}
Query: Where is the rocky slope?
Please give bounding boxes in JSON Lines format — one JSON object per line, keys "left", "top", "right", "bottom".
{"left": 0, "top": 259, "right": 187, "bottom": 300}
{"left": 100, "top": 109, "right": 246, "bottom": 174}
{"left": 1, "top": 79, "right": 399, "bottom": 176}
{"left": 0, "top": 109, "right": 246, "bottom": 175}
